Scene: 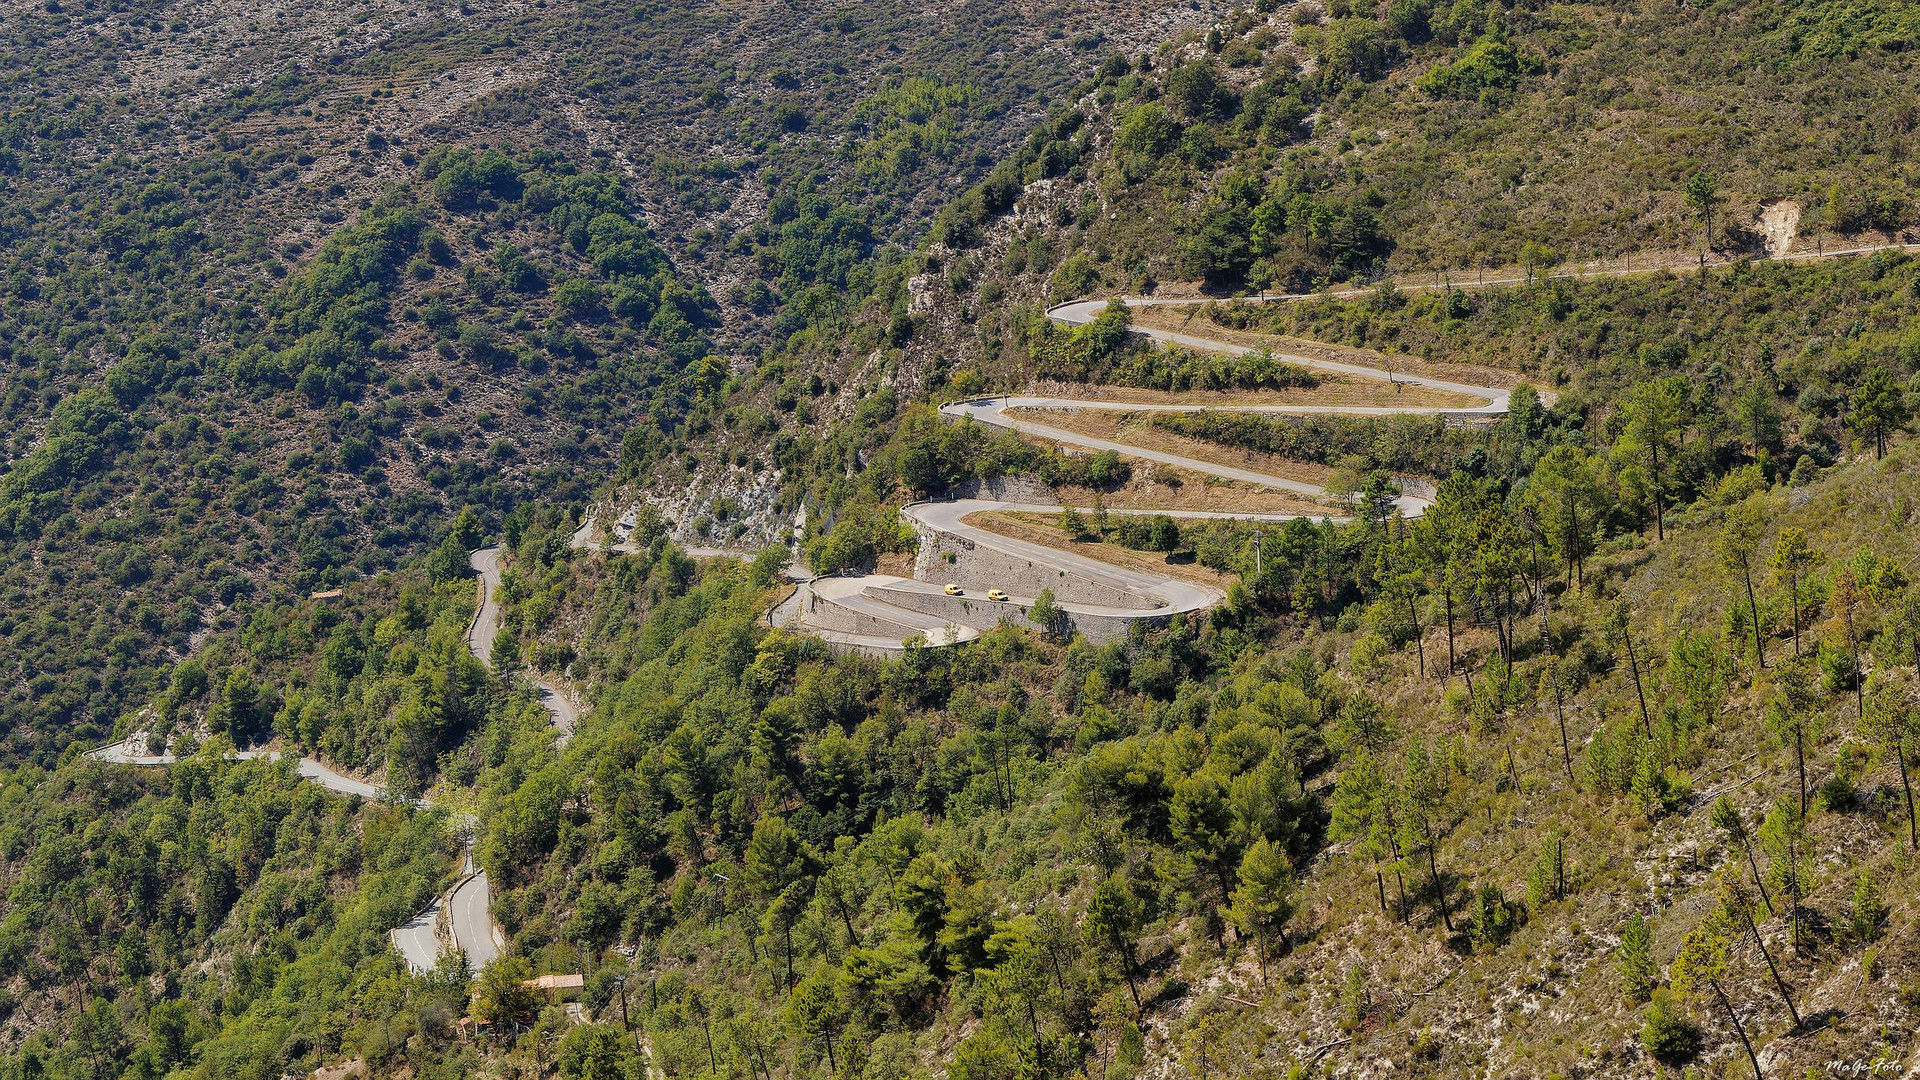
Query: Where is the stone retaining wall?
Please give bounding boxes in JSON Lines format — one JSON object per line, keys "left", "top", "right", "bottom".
{"left": 913, "top": 527, "right": 1156, "bottom": 609}
{"left": 948, "top": 474, "right": 1056, "bottom": 503}
{"left": 799, "top": 588, "right": 925, "bottom": 638}
{"left": 865, "top": 584, "right": 1153, "bottom": 645}
{"left": 820, "top": 638, "right": 913, "bottom": 660}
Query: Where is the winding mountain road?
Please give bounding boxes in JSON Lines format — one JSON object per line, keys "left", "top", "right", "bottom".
{"left": 86, "top": 742, "right": 389, "bottom": 800}
{"left": 469, "top": 547, "right": 581, "bottom": 741}
{"left": 92, "top": 547, "right": 556, "bottom": 978}
{"left": 87, "top": 736, "right": 484, "bottom": 974}
{"left": 426, "top": 544, "right": 596, "bottom": 972}
{"left": 390, "top": 903, "right": 443, "bottom": 974}
{"left": 1040, "top": 299, "right": 1511, "bottom": 419}
{"left": 777, "top": 295, "right": 1513, "bottom": 652}
{"left": 448, "top": 865, "right": 503, "bottom": 970}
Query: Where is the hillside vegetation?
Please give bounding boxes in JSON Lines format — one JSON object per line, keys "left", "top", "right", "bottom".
{"left": 4, "top": 0, "right": 1920, "bottom": 1078}
{"left": 0, "top": 149, "right": 723, "bottom": 761}
{"left": 9, "top": 437, "right": 1919, "bottom": 1080}
{"left": 0, "top": 0, "right": 1225, "bottom": 758}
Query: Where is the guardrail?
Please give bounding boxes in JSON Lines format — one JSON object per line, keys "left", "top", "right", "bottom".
{"left": 464, "top": 546, "right": 496, "bottom": 655}
{"left": 762, "top": 578, "right": 807, "bottom": 629}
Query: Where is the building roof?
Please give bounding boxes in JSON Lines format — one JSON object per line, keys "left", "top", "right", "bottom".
{"left": 525, "top": 973, "right": 585, "bottom": 991}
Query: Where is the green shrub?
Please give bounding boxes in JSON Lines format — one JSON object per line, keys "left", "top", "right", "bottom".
{"left": 1638, "top": 990, "right": 1699, "bottom": 1063}
{"left": 1850, "top": 869, "right": 1888, "bottom": 943}
{"left": 1416, "top": 37, "right": 1542, "bottom": 98}
{"left": 1819, "top": 638, "right": 1859, "bottom": 692}
{"left": 1467, "top": 883, "right": 1516, "bottom": 948}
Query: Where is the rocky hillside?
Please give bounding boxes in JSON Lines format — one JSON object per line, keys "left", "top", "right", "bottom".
{"left": 0, "top": 0, "right": 1230, "bottom": 757}
{"left": 4, "top": 1, "right": 1920, "bottom": 1078}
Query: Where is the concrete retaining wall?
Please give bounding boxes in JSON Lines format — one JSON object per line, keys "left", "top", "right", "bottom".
{"left": 820, "top": 638, "right": 913, "bottom": 660}
{"left": 914, "top": 528, "right": 1156, "bottom": 609}
{"left": 865, "top": 584, "right": 1154, "bottom": 645}
{"left": 800, "top": 590, "right": 925, "bottom": 638}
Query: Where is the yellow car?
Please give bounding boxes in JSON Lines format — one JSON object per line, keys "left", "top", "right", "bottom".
{"left": 987, "top": 589, "right": 1009, "bottom": 602}
{"left": 944, "top": 583, "right": 963, "bottom": 596}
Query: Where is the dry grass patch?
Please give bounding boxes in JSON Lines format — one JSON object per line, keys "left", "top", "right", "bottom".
{"left": 1028, "top": 443, "right": 1330, "bottom": 516}
{"left": 1129, "top": 304, "right": 1530, "bottom": 395}
{"left": 1007, "top": 408, "right": 1342, "bottom": 489}
{"left": 964, "top": 511, "right": 1240, "bottom": 591}
{"left": 1032, "top": 372, "right": 1483, "bottom": 409}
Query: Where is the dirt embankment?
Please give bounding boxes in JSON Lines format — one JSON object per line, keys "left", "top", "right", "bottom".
{"left": 1007, "top": 407, "right": 1340, "bottom": 490}
{"left": 1126, "top": 305, "right": 1529, "bottom": 394}
{"left": 963, "top": 511, "right": 1239, "bottom": 591}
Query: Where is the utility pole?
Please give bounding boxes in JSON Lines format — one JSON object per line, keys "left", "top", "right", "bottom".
{"left": 616, "top": 973, "right": 640, "bottom": 1057}
{"left": 1252, "top": 532, "right": 1262, "bottom": 578}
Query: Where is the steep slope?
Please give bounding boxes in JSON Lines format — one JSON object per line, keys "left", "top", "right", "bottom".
{"left": 0, "top": 152, "right": 714, "bottom": 761}
{"left": 0, "top": 0, "right": 1231, "bottom": 760}
{"left": 7, "top": 1, "right": 1920, "bottom": 1078}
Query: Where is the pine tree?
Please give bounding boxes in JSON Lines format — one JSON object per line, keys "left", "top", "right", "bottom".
{"left": 1027, "top": 587, "right": 1064, "bottom": 640}
{"left": 1397, "top": 741, "right": 1455, "bottom": 933}
{"left": 1847, "top": 366, "right": 1909, "bottom": 459}
{"left": 1524, "top": 444, "right": 1609, "bottom": 588}
{"left": 1760, "top": 800, "right": 1810, "bottom": 954}
{"left": 1224, "top": 838, "right": 1295, "bottom": 967}
{"left": 1542, "top": 654, "right": 1575, "bottom": 780}
{"left": 1828, "top": 558, "right": 1874, "bottom": 723}
{"left": 1605, "top": 600, "right": 1653, "bottom": 738}
{"left": 1709, "top": 795, "right": 1773, "bottom": 915}
{"left": 1086, "top": 874, "right": 1144, "bottom": 1013}
{"left": 1615, "top": 913, "right": 1655, "bottom": 1003}
{"left": 1670, "top": 919, "right": 1761, "bottom": 1080}
{"left": 1524, "top": 829, "right": 1567, "bottom": 918}
{"left": 1714, "top": 496, "right": 1769, "bottom": 669}
{"left": 785, "top": 971, "right": 847, "bottom": 1072}
{"left": 1718, "top": 878, "right": 1801, "bottom": 1029}
{"left": 1639, "top": 990, "right": 1699, "bottom": 1064}
{"left": 1768, "top": 529, "right": 1817, "bottom": 658}
{"left": 1612, "top": 378, "right": 1690, "bottom": 542}
{"left": 1764, "top": 659, "right": 1820, "bottom": 817}
{"left": 1170, "top": 770, "right": 1240, "bottom": 941}
{"left": 1887, "top": 584, "right": 1920, "bottom": 676}
{"left": 1683, "top": 171, "right": 1721, "bottom": 253}
{"left": 1331, "top": 753, "right": 1409, "bottom": 922}
{"left": 1059, "top": 505, "right": 1091, "bottom": 540}
{"left": 1864, "top": 684, "right": 1919, "bottom": 850}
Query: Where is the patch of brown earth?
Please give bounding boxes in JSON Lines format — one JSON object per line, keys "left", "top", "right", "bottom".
{"left": 964, "top": 511, "right": 1239, "bottom": 591}
{"left": 1007, "top": 408, "right": 1340, "bottom": 490}
{"left": 1127, "top": 305, "right": 1531, "bottom": 394}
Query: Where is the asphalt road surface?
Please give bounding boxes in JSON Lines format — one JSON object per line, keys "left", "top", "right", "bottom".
{"left": 469, "top": 546, "right": 581, "bottom": 742}
{"left": 1042, "top": 298, "right": 1511, "bottom": 418}
{"left": 448, "top": 867, "right": 501, "bottom": 971}
{"left": 467, "top": 547, "right": 504, "bottom": 667}
{"left": 87, "top": 742, "right": 388, "bottom": 801}
{"left": 391, "top": 900, "right": 442, "bottom": 974}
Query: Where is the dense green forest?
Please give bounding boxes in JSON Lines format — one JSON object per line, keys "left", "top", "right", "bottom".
{"left": 8, "top": 435, "right": 1919, "bottom": 1079}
